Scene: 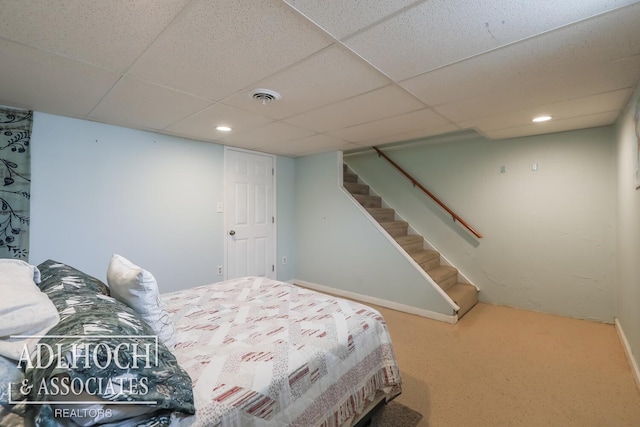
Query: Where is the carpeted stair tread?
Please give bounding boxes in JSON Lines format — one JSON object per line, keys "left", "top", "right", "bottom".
{"left": 395, "top": 235, "right": 423, "bottom": 253}
{"left": 342, "top": 162, "right": 480, "bottom": 319}
{"left": 353, "top": 194, "right": 382, "bottom": 208}
{"left": 343, "top": 171, "right": 359, "bottom": 183}
{"left": 411, "top": 250, "right": 440, "bottom": 271}
{"left": 343, "top": 164, "right": 359, "bottom": 183}
{"left": 344, "top": 182, "right": 370, "bottom": 195}
{"left": 427, "top": 265, "right": 458, "bottom": 291}
{"left": 411, "top": 249, "right": 439, "bottom": 263}
{"left": 379, "top": 221, "right": 409, "bottom": 237}
{"left": 446, "top": 283, "right": 479, "bottom": 318}
{"left": 367, "top": 208, "right": 395, "bottom": 222}
{"left": 395, "top": 234, "right": 422, "bottom": 244}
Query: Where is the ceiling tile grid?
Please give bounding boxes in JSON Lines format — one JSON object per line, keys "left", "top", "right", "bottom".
{"left": 214, "top": 121, "right": 315, "bottom": 149}
{"left": 166, "top": 102, "right": 274, "bottom": 142}
{"left": 328, "top": 108, "right": 452, "bottom": 143}
{"left": 0, "top": 39, "right": 122, "bottom": 118}
{"left": 127, "top": 0, "right": 334, "bottom": 102}
{"left": 282, "top": 0, "right": 420, "bottom": 40}
{"left": 400, "top": 3, "right": 640, "bottom": 108}
{"left": 0, "top": 0, "right": 638, "bottom": 156}
{"left": 434, "top": 55, "right": 640, "bottom": 127}
{"left": 459, "top": 89, "right": 632, "bottom": 137}
{"left": 354, "top": 123, "right": 462, "bottom": 148}
{"left": 267, "top": 133, "right": 359, "bottom": 157}
{"left": 87, "top": 77, "right": 214, "bottom": 131}
{"left": 345, "top": 0, "right": 640, "bottom": 81}
{"left": 283, "top": 84, "right": 427, "bottom": 133}
{"left": 0, "top": 0, "right": 191, "bottom": 71}
{"left": 486, "top": 111, "right": 620, "bottom": 140}
{"left": 220, "top": 45, "right": 390, "bottom": 120}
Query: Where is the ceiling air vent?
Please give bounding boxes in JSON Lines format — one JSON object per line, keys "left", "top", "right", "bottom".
{"left": 250, "top": 88, "right": 281, "bottom": 105}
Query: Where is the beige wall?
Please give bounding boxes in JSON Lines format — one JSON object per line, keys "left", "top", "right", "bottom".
{"left": 294, "top": 152, "right": 454, "bottom": 316}
{"left": 615, "top": 82, "right": 640, "bottom": 370}
{"left": 29, "top": 112, "right": 298, "bottom": 291}
{"left": 346, "top": 126, "right": 617, "bottom": 322}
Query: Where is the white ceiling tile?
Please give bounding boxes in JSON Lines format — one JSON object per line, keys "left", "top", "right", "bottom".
{"left": 401, "top": 3, "right": 640, "bottom": 107}
{"left": 0, "top": 0, "right": 190, "bottom": 71}
{"left": 284, "top": 85, "right": 425, "bottom": 132}
{"left": 217, "top": 121, "right": 315, "bottom": 149}
{"left": 267, "top": 134, "right": 359, "bottom": 157}
{"left": 484, "top": 111, "right": 620, "bottom": 140}
{"left": 345, "top": 0, "right": 640, "bottom": 81}
{"left": 88, "top": 77, "right": 213, "bottom": 131}
{"left": 0, "top": 39, "right": 120, "bottom": 118}
{"left": 128, "top": 0, "right": 333, "bottom": 101}
{"left": 166, "top": 103, "right": 273, "bottom": 142}
{"left": 434, "top": 55, "right": 640, "bottom": 123}
{"left": 221, "top": 45, "right": 389, "bottom": 119}
{"left": 0, "top": 0, "right": 637, "bottom": 156}
{"left": 328, "top": 108, "right": 451, "bottom": 142}
{"left": 351, "top": 124, "right": 461, "bottom": 148}
{"left": 283, "top": 0, "right": 419, "bottom": 39}
{"left": 459, "top": 89, "right": 633, "bottom": 133}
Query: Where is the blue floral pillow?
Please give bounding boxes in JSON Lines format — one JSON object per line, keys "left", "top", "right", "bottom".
{"left": 0, "top": 354, "right": 32, "bottom": 426}
{"left": 21, "top": 260, "right": 195, "bottom": 427}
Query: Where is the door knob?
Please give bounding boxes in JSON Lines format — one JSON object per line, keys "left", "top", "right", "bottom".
{"left": 229, "top": 230, "right": 236, "bottom": 236}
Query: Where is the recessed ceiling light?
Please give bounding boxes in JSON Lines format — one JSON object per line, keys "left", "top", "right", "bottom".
{"left": 532, "top": 115, "right": 552, "bottom": 123}
{"left": 216, "top": 126, "right": 232, "bottom": 132}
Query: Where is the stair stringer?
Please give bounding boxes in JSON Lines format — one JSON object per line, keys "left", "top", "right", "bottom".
{"left": 370, "top": 188, "right": 477, "bottom": 289}
{"left": 401, "top": 214, "right": 478, "bottom": 291}
{"left": 371, "top": 190, "right": 480, "bottom": 295}
{"left": 339, "top": 175, "right": 461, "bottom": 322}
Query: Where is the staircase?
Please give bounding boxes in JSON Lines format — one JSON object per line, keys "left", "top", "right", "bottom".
{"left": 343, "top": 164, "right": 478, "bottom": 319}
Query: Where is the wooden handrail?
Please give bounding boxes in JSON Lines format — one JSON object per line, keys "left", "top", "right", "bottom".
{"left": 373, "top": 146, "right": 483, "bottom": 239}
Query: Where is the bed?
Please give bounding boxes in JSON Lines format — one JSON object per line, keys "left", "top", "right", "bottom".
{"left": 0, "top": 259, "right": 402, "bottom": 427}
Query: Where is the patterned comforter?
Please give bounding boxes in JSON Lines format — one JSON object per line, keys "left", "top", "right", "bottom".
{"left": 162, "top": 277, "right": 402, "bottom": 427}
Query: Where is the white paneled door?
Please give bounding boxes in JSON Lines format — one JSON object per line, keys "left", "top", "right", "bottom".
{"left": 225, "top": 148, "right": 275, "bottom": 279}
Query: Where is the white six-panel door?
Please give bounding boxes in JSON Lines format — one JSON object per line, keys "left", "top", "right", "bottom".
{"left": 225, "top": 148, "right": 275, "bottom": 279}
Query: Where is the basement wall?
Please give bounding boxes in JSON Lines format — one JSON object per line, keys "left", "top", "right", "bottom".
{"left": 294, "top": 151, "right": 454, "bottom": 316}
{"left": 345, "top": 127, "right": 617, "bottom": 323}
{"left": 29, "top": 112, "right": 297, "bottom": 291}
{"left": 615, "top": 82, "right": 640, "bottom": 374}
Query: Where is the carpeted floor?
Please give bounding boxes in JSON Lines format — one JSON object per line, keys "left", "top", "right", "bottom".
{"left": 371, "top": 302, "right": 640, "bottom": 427}
{"left": 371, "top": 401, "right": 423, "bottom": 427}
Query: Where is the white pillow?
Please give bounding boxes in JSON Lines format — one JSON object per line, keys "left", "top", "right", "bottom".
{"left": 106, "top": 255, "right": 176, "bottom": 348}
{"left": 0, "top": 259, "right": 60, "bottom": 361}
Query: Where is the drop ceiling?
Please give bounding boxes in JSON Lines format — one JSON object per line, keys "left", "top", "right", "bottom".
{"left": 0, "top": 0, "right": 638, "bottom": 157}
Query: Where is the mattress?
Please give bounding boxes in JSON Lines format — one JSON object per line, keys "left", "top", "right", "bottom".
{"left": 162, "top": 277, "right": 402, "bottom": 427}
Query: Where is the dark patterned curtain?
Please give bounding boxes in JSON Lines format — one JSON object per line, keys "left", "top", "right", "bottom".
{"left": 0, "top": 107, "right": 32, "bottom": 259}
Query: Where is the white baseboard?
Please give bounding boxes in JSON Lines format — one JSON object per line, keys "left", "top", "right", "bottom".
{"left": 615, "top": 318, "right": 640, "bottom": 392}
{"left": 293, "top": 279, "right": 458, "bottom": 324}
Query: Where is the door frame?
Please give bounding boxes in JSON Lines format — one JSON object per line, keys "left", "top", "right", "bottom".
{"left": 223, "top": 146, "right": 277, "bottom": 280}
